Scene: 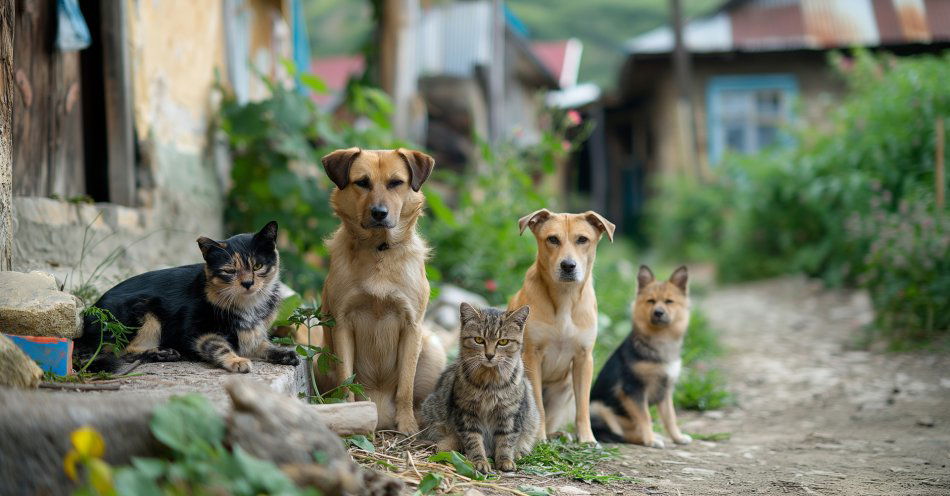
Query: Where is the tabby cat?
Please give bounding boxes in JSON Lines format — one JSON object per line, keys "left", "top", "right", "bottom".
{"left": 420, "top": 303, "right": 540, "bottom": 473}
{"left": 76, "top": 221, "right": 299, "bottom": 373}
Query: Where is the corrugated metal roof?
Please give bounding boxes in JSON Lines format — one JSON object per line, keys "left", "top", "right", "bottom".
{"left": 625, "top": 0, "right": 950, "bottom": 54}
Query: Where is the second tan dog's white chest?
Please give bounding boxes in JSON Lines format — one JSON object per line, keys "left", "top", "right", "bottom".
{"left": 530, "top": 311, "right": 596, "bottom": 384}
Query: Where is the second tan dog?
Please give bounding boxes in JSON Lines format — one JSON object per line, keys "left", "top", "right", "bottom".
{"left": 316, "top": 147, "right": 446, "bottom": 434}
{"left": 508, "top": 209, "right": 615, "bottom": 443}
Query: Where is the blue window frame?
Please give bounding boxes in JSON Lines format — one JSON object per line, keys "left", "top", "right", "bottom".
{"left": 706, "top": 74, "right": 798, "bottom": 163}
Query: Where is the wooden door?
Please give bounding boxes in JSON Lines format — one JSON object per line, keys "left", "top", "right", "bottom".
{"left": 12, "top": 0, "right": 85, "bottom": 198}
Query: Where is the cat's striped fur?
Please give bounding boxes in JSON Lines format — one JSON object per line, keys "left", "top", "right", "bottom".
{"left": 420, "top": 303, "right": 540, "bottom": 473}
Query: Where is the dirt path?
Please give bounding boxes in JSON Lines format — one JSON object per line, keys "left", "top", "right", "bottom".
{"left": 587, "top": 277, "right": 950, "bottom": 495}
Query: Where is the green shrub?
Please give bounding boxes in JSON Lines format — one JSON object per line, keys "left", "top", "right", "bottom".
{"left": 219, "top": 68, "right": 403, "bottom": 299}
{"left": 846, "top": 192, "right": 950, "bottom": 344}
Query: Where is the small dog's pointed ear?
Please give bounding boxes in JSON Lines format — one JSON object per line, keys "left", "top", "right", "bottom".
{"left": 506, "top": 305, "right": 531, "bottom": 330}
{"left": 197, "top": 237, "right": 224, "bottom": 259}
{"left": 518, "top": 208, "right": 552, "bottom": 235}
{"left": 397, "top": 148, "right": 435, "bottom": 191}
{"left": 253, "top": 221, "right": 278, "bottom": 248}
{"left": 459, "top": 302, "right": 480, "bottom": 327}
{"left": 669, "top": 265, "right": 689, "bottom": 293}
{"left": 637, "top": 265, "right": 655, "bottom": 291}
{"left": 321, "top": 147, "right": 362, "bottom": 189}
{"left": 583, "top": 211, "right": 616, "bottom": 242}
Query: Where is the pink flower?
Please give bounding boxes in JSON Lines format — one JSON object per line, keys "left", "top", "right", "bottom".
{"left": 566, "top": 110, "right": 582, "bottom": 126}
{"left": 485, "top": 279, "right": 498, "bottom": 292}
{"left": 561, "top": 140, "right": 572, "bottom": 152}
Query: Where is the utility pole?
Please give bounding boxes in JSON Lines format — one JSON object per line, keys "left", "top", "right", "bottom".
{"left": 379, "top": 0, "right": 419, "bottom": 141}
{"left": 488, "top": 0, "right": 505, "bottom": 147}
{"left": 670, "top": 0, "right": 702, "bottom": 178}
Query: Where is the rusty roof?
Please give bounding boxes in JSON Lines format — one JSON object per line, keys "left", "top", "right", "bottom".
{"left": 626, "top": 0, "right": 950, "bottom": 54}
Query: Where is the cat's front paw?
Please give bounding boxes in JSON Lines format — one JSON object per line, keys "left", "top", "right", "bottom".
{"left": 496, "top": 458, "right": 516, "bottom": 472}
{"left": 223, "top": 356, "right": 253, "bottom": 373}
{"left": 472, "top": 459, "right": 492, "bottom": 475}
{"left": 268, "top": 347, "right": 300, "bottom": 366}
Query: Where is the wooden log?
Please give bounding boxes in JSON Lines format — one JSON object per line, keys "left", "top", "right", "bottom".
{"left": 307, "top": 401, "right": 378, "bottom": 437}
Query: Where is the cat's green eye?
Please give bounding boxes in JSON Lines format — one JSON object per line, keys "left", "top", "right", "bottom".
{"left": 497, "top": 339, "right": 510, "bottom": 346}
{"left": 473, "top": 337, "right": 485, "bottom": 344}
{"left": 253, "top": 262, "right": 263, "bottom": 270}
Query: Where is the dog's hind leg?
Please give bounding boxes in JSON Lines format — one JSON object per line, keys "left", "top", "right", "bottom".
{"left": 619, "top": 391, "right": 663, "bottom": 448}
{"left": 542, "top": 378, "right": 575, "bottom": 437}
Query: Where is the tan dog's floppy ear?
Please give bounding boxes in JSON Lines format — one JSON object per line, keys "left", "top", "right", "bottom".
{"left": 321, "top": 147, "right": 362, "bottom": 189}
{"left": 459, "top": 302, "right": 480, "bottom": 327}
{"left": 518, "top": 208, "right": 552, "bottom": 234}
{"left": 637, "top": 265, "right": 655, "bottom": 292}
{"left": 669, "top": 265, "right": 689, "bottom": 293}
{"left": 506, "top": 305, "right": 531, "bottom": 330}
{"left": 397, "top": 148, "right": 435, "bottom": 191}
{"left": 584, "top": 211, "right": 616, "bottom": 242}
{"left": 197, "top": 237, "right": 225, "bottom": 258}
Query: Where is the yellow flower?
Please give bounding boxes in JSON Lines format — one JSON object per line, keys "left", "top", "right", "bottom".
{"left": 71, "top": 427, "right": 106, "bottom": 458}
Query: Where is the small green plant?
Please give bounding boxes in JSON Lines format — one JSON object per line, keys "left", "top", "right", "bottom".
{"left": 274, "top": 303, "right": 366, "bottom": 404}
{"left": 674, "top": 368, "right": 731, "bottom": 411}
{"left": 517, "top": 438, "right": 631, "bottom": 484}
{"left": 78, "top": 306, "right": 135, "bottom": 375}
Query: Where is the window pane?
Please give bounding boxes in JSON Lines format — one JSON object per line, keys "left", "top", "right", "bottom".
{"left": 725, "top": 123, "right": 746, "bottom": 152}
{"left": 756, "top": 90, "right": 782, "bottom": 118}
{"left": 756, "top": 125, "right": 778, "bottom": 149}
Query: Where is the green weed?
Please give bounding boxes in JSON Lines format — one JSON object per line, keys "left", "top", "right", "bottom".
{"left": 518, "top": 438, "right": 631, "bottom": 484}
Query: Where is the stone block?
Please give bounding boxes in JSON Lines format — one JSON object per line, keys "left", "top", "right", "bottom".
{"left": 0, "top": 271, "right": 82, "bottom": 338}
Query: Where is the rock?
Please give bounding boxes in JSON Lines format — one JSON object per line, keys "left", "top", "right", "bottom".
{"left": 308, "top": 401, "right": 378, "bottom": 436}
{"left": 682, "top": 467, "right": 716, "bottom": 476}
{"left": 462, "top": 489, "right": 487, "bottom": 496}
{"left": 916, "top": 416, "right": 935, "bottom": 427}
{"left": 224, "top": 378, "right": 402, "bottom": 496}
{"left": 0, "top": 388, "right": 168, "bottom": 495}
{"left": 426, "top": 284, "right": 489, "bottom": 330}
{"left": 558, "top": 485, "right": 592, "bottom": 495}
{"left": 0, "top": 271, "right": 82, "bottom": 338}
{"left": 0, "top": 333, "right": 43, "bottom": 388}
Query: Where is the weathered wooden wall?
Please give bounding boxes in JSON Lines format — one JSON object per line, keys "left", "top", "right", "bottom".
{"left": 11, "top": 0, "right": 85, "bottom": 199}
{"left": 1, "top": 0, "right": 14, "bottom": 270}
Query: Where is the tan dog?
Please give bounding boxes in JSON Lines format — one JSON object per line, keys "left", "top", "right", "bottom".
{"left": 317, "top": 147, "right": 446, "bottom": 434}
{"left": 508, "top": 209, "right": 615, "bottom": 443}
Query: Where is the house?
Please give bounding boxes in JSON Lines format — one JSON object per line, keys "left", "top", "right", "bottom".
{"left": 309, "top": 1, "right": 570, "bottom": 172}
{"left": 0, "top": 0, "right": 308, "bottom": 295}
{"left": 579, "top": 0, "right": 950, "bottom": 235}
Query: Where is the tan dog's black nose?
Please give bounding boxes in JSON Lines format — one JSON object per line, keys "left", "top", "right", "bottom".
{"left": 653, "top": 308, "right": 665, "bottom": 318}
{"left": 370, "top": 205, "right": 388, "bottom": 221}
{"left": 560, "top": 259, "right": 577, "bottom": 272}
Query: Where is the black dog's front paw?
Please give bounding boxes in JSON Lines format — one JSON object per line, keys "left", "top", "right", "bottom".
{"left": 267, "top": 347, "right": 300, "bottom": 366}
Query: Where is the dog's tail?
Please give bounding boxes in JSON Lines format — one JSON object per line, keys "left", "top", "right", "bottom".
{"left": 590, "top": 413, "right": 627, "bottom": 444}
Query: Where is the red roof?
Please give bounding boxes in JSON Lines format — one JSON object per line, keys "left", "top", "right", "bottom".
{"left": 530, "top": 39, "right": 582, "bottom": 87}
{"left": 308, "top": 55, "right": 365, "bottom": 105}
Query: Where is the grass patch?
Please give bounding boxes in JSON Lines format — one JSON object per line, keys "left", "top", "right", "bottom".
{"left": 675, "top": 368, "right": 731, "bottom": 411}
{"left": 518, "top": 438, "right": 632, "bottom": 484}
{"left": 687, "top": 432, "right": 732, "bottom": 442}
{"left": 43, "top": 370, "right": 144, "bottom": 383}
